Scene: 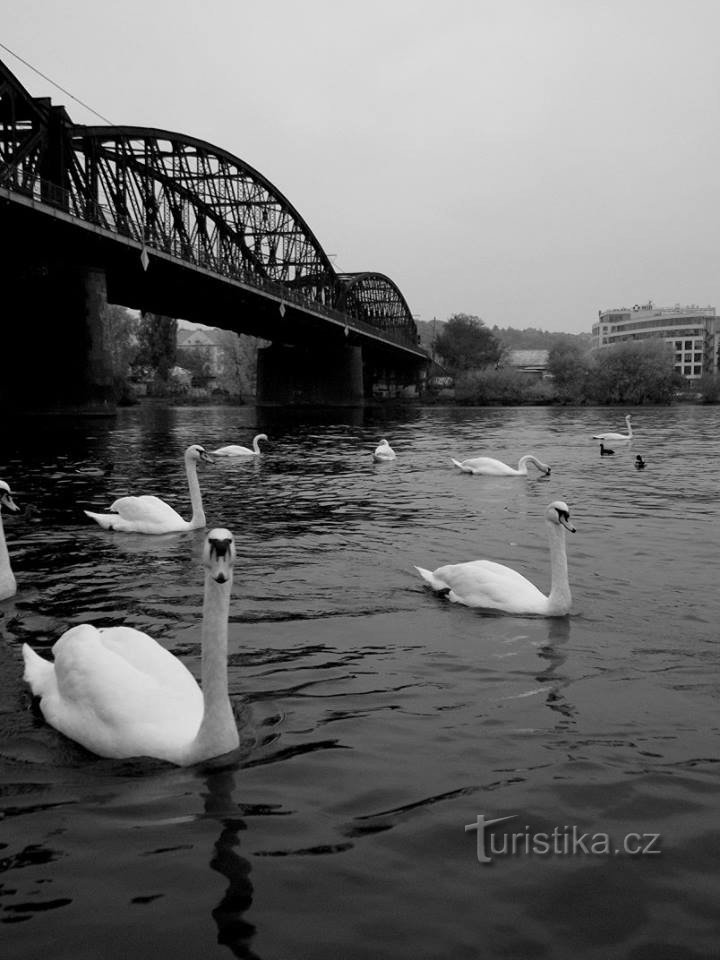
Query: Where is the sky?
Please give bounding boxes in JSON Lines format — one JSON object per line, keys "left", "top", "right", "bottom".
{"left": 3, "top": 0, "right": 720, "bottom": 334}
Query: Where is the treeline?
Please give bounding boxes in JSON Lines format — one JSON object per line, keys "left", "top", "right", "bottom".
{"left": 428, "top": 313, "right": 719, "bottom": 405}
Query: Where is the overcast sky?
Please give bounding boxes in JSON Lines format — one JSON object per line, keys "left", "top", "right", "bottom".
{"left": 3, "top": 0, "right": 719, "bottom": 333}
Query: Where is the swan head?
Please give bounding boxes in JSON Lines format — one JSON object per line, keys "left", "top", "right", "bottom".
{"left": 204, "top": 528, "right": 236, "bottom": 584}
{"left": 185, "top": 444, "right": 215, "bottom": 465}
{"left": 0, "top": 481, "right": 19, "bottom": 513}
{"left": 255, "top": 434, "right": 268, "bottom": 442}
{"left": 545, "top": 500, "right": 576, "bottom": 533}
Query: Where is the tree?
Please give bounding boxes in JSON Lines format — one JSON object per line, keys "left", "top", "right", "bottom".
{"left": 134, "top": 312, "right": 178, "bottom": 384}
{"left": 547, "top": 341, "right": 592, "bottom": 402}
{"left": 433, "top": 314, "right": 503, "bottom": 372}
{"left": 589, "top": 340, "right": 676, "bottom": 404}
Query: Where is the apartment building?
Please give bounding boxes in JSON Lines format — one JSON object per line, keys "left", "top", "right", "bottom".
{"left": 592, "top": 302, "right": 719, "bottom": 380}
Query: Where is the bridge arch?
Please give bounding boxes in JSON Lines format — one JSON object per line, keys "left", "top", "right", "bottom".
{"left": 336, "top": 272, "right": 418, "bottom": 345}
{"left": 68, "top": 126, "right": 338, "bottom": 303}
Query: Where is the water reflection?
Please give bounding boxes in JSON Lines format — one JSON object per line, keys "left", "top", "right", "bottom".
{"left": 535, "top": 617, "right": 574, "bottom": 722}
{"left": 199, "top": 764, "right": 259, "bottom": 959}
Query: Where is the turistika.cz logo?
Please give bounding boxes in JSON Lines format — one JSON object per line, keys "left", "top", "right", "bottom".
{"left": 464, "top": 814, "right": 662, "bottom": 864}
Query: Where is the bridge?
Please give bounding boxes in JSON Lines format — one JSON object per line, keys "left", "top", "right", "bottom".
{"left": 0, "top": 57, "right": 429, "bottom": 409}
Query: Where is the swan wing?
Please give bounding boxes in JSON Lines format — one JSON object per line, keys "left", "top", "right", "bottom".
{"left": 212, "top": 445, "right": 253, "bottom": 456}
{"left": 30, "top": 625, "right": 203, "bottom": 760}
{"left": 429, "top": 559, "right": 547, "bottom": 611}
{"left": 455, "top": 457, "right": 516, "bottom": 475}
{"left": 109, "top": 495, "right": 185, "bottom": 525}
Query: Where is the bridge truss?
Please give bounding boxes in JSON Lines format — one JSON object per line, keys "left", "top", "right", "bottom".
{"left": 0, "top": 57, "right": 420, "bottom": 350}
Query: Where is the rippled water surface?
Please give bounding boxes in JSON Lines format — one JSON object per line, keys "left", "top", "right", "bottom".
{"left": 1, "top": 403, "right": 719, "bottom": 959}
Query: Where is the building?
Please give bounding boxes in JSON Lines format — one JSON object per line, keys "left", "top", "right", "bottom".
{"left": 506, "top": 349, "right": 550, "bottom": 379}
{"left": 592, "top": 302, "right": 719, "bottom": 380}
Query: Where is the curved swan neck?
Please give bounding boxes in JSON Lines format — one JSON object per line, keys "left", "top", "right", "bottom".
{"left": 546, "top": 523, "right": 571, "bottom": 613}
{"left": 189, "top": 573, "right": 236, "bottom": 762}
{"left": 185, "top": 455, "right": 206, "bottom": 528}
{"left": 252, "top": 435, "right": 262, "bottom": 453}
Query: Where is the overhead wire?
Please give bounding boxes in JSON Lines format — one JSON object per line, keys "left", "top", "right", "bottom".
{"left": 0, "top": 40, "right": 113, "bottom": 124}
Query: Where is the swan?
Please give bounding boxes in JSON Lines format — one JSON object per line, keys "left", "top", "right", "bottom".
{"left": 373, "top": 439, "right": 396, "bottom": 462}
{"left": 635, "top": 455, "right": 646, "bottom": 469}
{"left": 593, "top": 415, "right": 632, "bottom": 442}
{"left": 22, "top": 528, "right": 240, "bottom": 765}
{"left": 84, "top": 444, "right": 213, "bottom": 534}
{"left": 212, "top": 434, "right": 267, "bottom": 457}
{"left": 414, "top": 500, "right": 575, "bottom": 616}
{"left": 450, "top": 454, "right": 550, "bottom": 477}
{"left": 0, "top": 481, "right": 21, "bottom": 601}
{"left": 600, "top": 444, "right": 614, "bottom": 456}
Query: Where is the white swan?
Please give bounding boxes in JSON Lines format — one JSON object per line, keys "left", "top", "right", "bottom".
{"left": 415, "top": 500, "right": 575, "bottom": 616}
{"left": 450, "top": 454, "right": 550, "bottom": 477}
{"left": 0, "top": 481, "right": 21, "bottom": 601}
{"left": 84, "top": 444, "right": 213, "bottom": 534}
{"left": 373, "top": 439, "right": 396, "bottom": 462}
{"left": 22, "top": 528, "right": 240, "bottom": 765}
{"left": 212, "top": 434, "right": 268, "bottom": 457}
{"left": 593, "top": 415, "right": 632, "bottom": 442}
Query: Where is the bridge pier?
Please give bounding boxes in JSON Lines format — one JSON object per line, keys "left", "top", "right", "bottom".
{"left": 1, "top": 260, "right": 116, "bottom": 413}
{"left": 256, "top": 343, "right": 364, "bottom": 404}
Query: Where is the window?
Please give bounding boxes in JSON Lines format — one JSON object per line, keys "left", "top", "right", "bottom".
{"left": 674, "top": 341, "right": 682, "bottom": 349}
{"left": 685, "top": 341, "right": 692, "bottom": 349}
{"left": 694, "top": 365, "right": 702, "bottom": 375}
{"left": 684, "top": 365, "right": 692, "bottom": 374}
{"left": 674, "top": 365, "right": 682, "bottom": 373}
{"left": 694, "top": 353, "right": 703, "bottom": 361}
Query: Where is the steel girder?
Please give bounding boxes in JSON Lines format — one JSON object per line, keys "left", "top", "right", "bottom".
{"left": 0, "top": 57, "right": 420, "bottom": 350}
{"left": 336, "top": 272, "right": 418, "bottom": 346}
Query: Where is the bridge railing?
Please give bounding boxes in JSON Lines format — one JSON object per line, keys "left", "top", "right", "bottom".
{"left": 3, "top": 170, "right": 423, "bottom": 352}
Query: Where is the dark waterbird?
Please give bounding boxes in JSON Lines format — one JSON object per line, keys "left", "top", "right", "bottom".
{"left": 635, "top": 455, "right": 646, "bottom": 469}
{"left": 600, "top": 443, "right": 614, "bottom": 456}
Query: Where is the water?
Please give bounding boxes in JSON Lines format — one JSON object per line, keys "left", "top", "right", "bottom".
{"left": 1, "top": 403, "right": 719, "bottom": 959}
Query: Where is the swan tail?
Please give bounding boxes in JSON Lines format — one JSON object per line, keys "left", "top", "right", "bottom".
{"left": 22, "top": 643, "right": 54, "bottom": 697}
{"left": 414, "top": 566, "right": 450, "bottom": 593}
{"left": 450, "top": 459, "right": 472, "bottom": 473}
{"left": 84, "top": 510, "right": 125, "bottom": 531}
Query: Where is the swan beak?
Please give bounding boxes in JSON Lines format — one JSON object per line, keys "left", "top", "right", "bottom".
{"left": 200, "top": 451, "right": 215, "bottom": 465}
{"left": 206, "top": 529, "right": 235, "bottom": 583}
{"left": 545, "top": 467, "right": 551, "bottom": 475}
{"left": 0, "top": 491, "right": 20, "bottom": 513}
{"left": 559, "top": 515, "right": 576, "bottom": 533}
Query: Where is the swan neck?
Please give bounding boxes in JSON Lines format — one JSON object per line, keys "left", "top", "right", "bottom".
{"left": 0, "top": 512, "right": 14, "bottom": 595}
{"left": 191, "top": 573, "right": 236, "bottom": 761}
{"left": 547, "top": 522, "right": 571, "bottom": 613}
{"left": 186, "top": 456, "right": 206, "bottom": 528}
{"left": 252, "top": 435, "right": 261, "bottom": 453}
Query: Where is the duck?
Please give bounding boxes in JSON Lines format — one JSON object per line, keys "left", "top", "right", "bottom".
{"left": 0, "top": 481, "right": 21, "bottom": 601}
{"left": 593, "top": 415, "right": 632, "bottom": 442}
{"left": 373, "top": 439, "right": 396, "bottom": 462}
{"left": 414, "top": 500, "right": 575, "bottom": 616}
{"left": 450, "top": 454, "right": 550, "bottom": 477}
{"left": 212, "top": 434, "right": 268, "bottom": 457}
{"left": 84, "top": 444, "right": 213, "bottom": 534}
{"left": 635, "top": 455, "right": 646, "bottom": 469}
{"left": 22, "top": 528, "right": 240, "bottom": 766}
{"left": 600, "top": 444, "right": 614, "bottom": 456}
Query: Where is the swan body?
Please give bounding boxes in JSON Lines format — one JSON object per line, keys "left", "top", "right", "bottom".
{"left": 0, "top": 481, "right": 21, "bottom": 601}
{"left": 22, "top": 529, "right": 240, "bottom": 765}
{"left": 84, "top": 444, "right": 213, "bottom": 534}
{"left": 593, "top": 415, "right": 632, "bottom": 442}
{"left": 635, "top": 456, "right": 646, "bottom": 469}
{"left": 415, "top": 501, "right": 575, "bottom": 616}
{"left": 450, "top": 454, "right": 550, "bottom": 477}
{"left": 600, "top": 444, "right": 614, "bottom": 456}
{"left": 212, "top": 434, "right": 267, "bottom": 457}
{"left": 373, "top": 439, "right": 396, "bottom": 462}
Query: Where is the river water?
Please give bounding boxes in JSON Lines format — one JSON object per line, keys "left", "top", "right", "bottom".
{"left": 1, "top": 403, "right": 719, "bottom": 959}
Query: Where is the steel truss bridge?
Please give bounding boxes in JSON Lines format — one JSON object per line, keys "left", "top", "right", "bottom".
{"left": 0, "top": 56, "right": 426, "bottom": 367}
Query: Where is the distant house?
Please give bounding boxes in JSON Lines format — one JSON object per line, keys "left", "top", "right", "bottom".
{"left": 506, "top": 349, "right": 551, "bottom": 379}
